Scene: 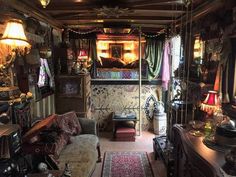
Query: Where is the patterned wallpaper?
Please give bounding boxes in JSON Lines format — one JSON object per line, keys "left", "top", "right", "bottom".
{"left": 91, "top": 84, "right": 162, "bottom": 131}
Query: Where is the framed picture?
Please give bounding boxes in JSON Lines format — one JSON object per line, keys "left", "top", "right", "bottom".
{"left": 109, "top": 44, "right": 123, "bottom": 59}
{"left": 57, "top": 76, "right": 83, "bottom": 98}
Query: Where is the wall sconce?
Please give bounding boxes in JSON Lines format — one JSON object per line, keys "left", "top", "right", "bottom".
{"left": 0, "top": 19, "right": 30, "bottom": 89}
{"left": 39, "top": 0, "right": 51, "bottom": 8}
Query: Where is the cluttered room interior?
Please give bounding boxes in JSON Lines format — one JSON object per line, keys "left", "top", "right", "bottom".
{"left": 0, "top": 0, "right": 236, "bottom": 177}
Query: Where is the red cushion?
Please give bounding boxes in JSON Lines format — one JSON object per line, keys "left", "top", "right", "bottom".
{"left": 56, "top": 111, "right": 82, "bottom": 136}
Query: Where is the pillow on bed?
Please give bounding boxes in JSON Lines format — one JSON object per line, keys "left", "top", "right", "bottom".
{"left": 126, "top": 59, "right": 147, "bottom": 69}
{"left": 100, "top": 56, "right": 126, "bottom": 68}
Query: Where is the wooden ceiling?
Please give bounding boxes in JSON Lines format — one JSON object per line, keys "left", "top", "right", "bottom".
{"left": 1, "top": 0, "right": 228, "bottom": 34}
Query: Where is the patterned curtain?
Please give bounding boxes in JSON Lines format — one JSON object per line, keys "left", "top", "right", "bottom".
{"left": 144, "top": 37, "right": 164, "bottom": 80}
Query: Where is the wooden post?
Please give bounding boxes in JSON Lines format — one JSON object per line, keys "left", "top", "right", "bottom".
{"left": 138, "top": 26, "right": 142, "bottom": 136}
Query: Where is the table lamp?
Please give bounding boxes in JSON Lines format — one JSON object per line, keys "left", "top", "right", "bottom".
{"left": 0, "top": 19, "right": 31, "bottom": 101}
{"left": 200, "top": 90, "right": 220, "bottom": 118}
{"left": 77, "top": 49, "right": 88, "bottom": 73}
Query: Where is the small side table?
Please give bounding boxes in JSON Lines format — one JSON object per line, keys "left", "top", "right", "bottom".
{"left": 112, "top": 112, "right": 137, "bottom": 141}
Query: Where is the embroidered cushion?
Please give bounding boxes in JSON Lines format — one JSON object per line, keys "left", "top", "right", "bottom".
{"left": 56, "top": 111, "right": 82, "bottom": 136}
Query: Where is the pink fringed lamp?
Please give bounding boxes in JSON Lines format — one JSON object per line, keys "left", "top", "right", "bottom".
{"left": 77, "top": 49, "right": 88, "bottom": 61}
{"left": 77, "top": 49, "right": 88, "bottom": 72}
{"left": 200, "top": 90, "right": 220, "bottom": 118}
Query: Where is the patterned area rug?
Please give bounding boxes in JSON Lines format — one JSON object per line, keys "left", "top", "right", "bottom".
{"left": 101, "top": 151, "right": 154, "bottom": 177}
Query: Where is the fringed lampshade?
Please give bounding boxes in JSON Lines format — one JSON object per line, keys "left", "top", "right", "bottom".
{"left": 200, "top": 90, "right": 220, "bottom": 115}
{"left": 0, "top": 19, "right": 30, "bottom": 48}
{"left": 77, "top": 49, "right": 88, "bottom": 61}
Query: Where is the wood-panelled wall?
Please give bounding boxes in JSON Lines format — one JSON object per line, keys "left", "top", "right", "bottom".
{"left": 29, "top": 85, "right": 55, "bottom": 121}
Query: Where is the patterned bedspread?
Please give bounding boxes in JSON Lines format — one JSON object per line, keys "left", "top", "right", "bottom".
{"left": 96, "top": 68, "right": 146, "bottom": 79}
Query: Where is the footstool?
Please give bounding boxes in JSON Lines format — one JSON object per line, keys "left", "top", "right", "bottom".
{"left": 115, "top": 127, "right": 136, "bottom": 141}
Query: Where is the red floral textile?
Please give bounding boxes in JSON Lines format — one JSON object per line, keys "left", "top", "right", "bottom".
{"left": 22, "top": 131, "right": 69, "bottom": 158}
{"left": 102, "top": 151, "right": 153, "bottom": 177}
{"left": 56, "top": 111, "right": 82, "bottom": 135}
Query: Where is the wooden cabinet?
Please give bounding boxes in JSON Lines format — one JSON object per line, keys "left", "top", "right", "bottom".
{"left": 55, "top": 74, "right": 91, "bottom": 118}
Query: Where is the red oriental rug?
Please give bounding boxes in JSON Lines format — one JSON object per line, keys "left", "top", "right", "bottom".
{"left": 101, "top": 151, "right": 154, "bottom": 177}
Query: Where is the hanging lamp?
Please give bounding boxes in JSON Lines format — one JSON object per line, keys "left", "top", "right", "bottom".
{"left": 39, "top": 0, "right": 51, "bottom": 8}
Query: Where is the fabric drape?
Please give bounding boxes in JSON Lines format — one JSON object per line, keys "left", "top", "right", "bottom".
{"left": 89, "top": 38, "right": 98, "bottom": 77}
{"left": 162, "top": 40, "right": 171, "bottom": 91}
{"left": 219, "top": 38, "right": 231, "bottom": 103}
{"left": 230, "top": 38, "right": 236, "bottom": 101}
{"left": 144, "top": 38, "right": 164, "bottom": 80}
{"left": 38, "top": 58, "right": 54, "bottom": 88}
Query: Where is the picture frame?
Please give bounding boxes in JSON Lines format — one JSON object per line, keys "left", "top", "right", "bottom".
{"left": 57, "top": 76, "right": 83, "bottom": 98}
{"left": 109, "top": 44, "right": 123, "bottom": 59}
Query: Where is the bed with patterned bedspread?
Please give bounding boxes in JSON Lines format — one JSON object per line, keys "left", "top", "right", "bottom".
{"left": 94, "top": 57, "right": 148, "bottom": 79}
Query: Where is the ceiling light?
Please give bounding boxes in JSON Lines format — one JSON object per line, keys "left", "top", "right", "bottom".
{"left": 39, "top": 0, "right": 51, "bottom": 8}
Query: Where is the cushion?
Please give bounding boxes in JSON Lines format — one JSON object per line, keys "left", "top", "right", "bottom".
{"left": 22, "top": 114, "right": 57, "bottom": 143}
{"left": 125, "top": 59, "right": 147, "bottom": 69}
{"left": 99, "top": 56, "right": 126, "bottom": 68}
{"left": 56, "top": 111, "right": 82, "bottom": 136}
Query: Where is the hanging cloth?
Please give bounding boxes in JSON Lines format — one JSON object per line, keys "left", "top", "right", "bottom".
{"left": 144, "top": 38, "right": 164, "bottom": 80}
{"left": 89, "top": 38, "right": 98, "bottom": 76}
{"left": 38, "top": 58, "right": 54, "bottom": 88}
{"left": 219, "top": 38, "right": 231, "bottom": 103}
{"left": 162, "top": 40, "right": 171, "bottom": 91}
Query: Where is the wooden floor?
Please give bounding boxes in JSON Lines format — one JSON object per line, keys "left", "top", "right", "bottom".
{"left": 91, "top": 131, "right": 167, "bottom": 177}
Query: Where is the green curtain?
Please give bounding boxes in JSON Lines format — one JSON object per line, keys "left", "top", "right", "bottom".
{"left": 144, "top": 38, "right": 164, "bottom": 80}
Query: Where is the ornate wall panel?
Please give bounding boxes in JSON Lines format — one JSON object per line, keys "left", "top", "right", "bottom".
{"left": 91, "top": 84, "right": 162, "bottom": 131}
